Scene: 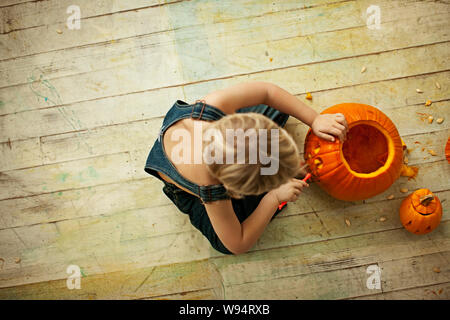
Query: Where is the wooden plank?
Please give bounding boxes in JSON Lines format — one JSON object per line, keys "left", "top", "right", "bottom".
{"left": 0, "top": 1, "right": 34, "bottom": 8}
{"left": 0, "top": 0, "right": 340, "bottom": 34}
{"left": 0, "top": 65, "right": 450, "bottom": 175}
{"left": 0, "top": 0, "right": 447, "bottom": 301}
{"left": 0, "top": 138, "right": 448, "bottom": 230}
{"left": 1, "top": 39, "right": 448, "bottom": 145}
{"left": 0, "top": 54, "right": 447, "bottom": 204}
{"left": 39, "top": 118, "right": 162, "bottom": 168}
{"left": 0, "top": 218, "right": 447, "bottom": 299}
{"left": 2, "top": 0, "right": 447, "bottom": 86}
{"left": 0, "top": 184, "right": 447, "bottom": 289}
{"left": 0, "top": 227, "right": 216, "bottom": 289}
{"left": 0, "top": 71, "right": 447, "bottom": 172}
{"left": 379, "top": 252, "right": 450, "bottom": 293}
{"left": 41, "top": 79, "right": 450, "bottom": 163}
{"left": 36, "top": 104, "right": 449, "bottom": 176}
{"left": 0, "top": 0, "right": 342, "bottom": 91}
{"left": 1, "top": 127, "right": 448, "bottom": 230}
{"left": 224, "top": 264, "right": 382, "bottom": 299}
{"left": 0, "top": 0, "right": 389, "bottom": 61}
{"left": 0, "top": 3, "right": 448, "bottom": 117}
{"left": 0, "top": 178, "right": 170, "bottom": 230}
{"left": 0, "top": 84, "right": 180, "bottom": 144}
{"left": 0, "top": 137, "right": 42, "bottom": 171}
{"left": 394, "top": 130, "right": 450, "bottom": 165}
{"left": 258, "top": 184, "right": 449, "bottom": 248}
{"left": 0, "top": 0, "right": 183, "bottom": 33}
{"left": 351, "top": 282, "right": 450, "bottom": 300}
{"left": 0, "top": 152, "right": 132, "bottom": 200}
{"left": 222, "top": 251, "right": 450, "bottom": 299}
{"left": 214, "top": 222, "right": 450, "bottom": 288}
{"left": 293, "top": 72, "right": 450, "bottom": 113}
{"left": 182, "top": 41, "right": 450, "bottom": 106}
{"left": 0, "top": 259, "right": 225, "bottom": 299}
{"left": 147, "top": 288, "right": 222, "bottom": 300}
{"left": 1, "top": 157, "right": 446, "bottom": 290}
{"left": 0, "top": 3, "right": 169, "bottom": 60}
{"left": 282, "top": 157, "right": 450, "bottom": 218}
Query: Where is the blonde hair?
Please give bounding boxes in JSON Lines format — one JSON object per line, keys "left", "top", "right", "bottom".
{"left": 204, "top": 113, "right": 301, "bottom": 198}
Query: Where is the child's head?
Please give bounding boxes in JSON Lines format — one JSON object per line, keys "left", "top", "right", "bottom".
{"left": 204, "top": 113, "right": 301, "bottom": 198}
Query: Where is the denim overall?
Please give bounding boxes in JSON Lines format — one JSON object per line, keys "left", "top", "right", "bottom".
{"left": 144, "top": 100, "right": 289, "bottom": 254}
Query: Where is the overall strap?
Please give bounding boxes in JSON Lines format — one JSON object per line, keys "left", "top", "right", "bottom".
{"left": 160, "top": 99, "right": 226, "bottom": 135}
{"left": 190, "top": 99, "right": 207, "bottom": 119}
{"left": 145, "top": 100, "right": 230, "bottom": 203}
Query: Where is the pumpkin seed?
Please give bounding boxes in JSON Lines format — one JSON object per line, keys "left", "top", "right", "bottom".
{"left": 425, "top": 100, "right": 432, "bottom": 106}
{"left": 435, "top": 82, "right": 441, "bottom": 89}
{"left": 56, "top": 29, "right": 63, "bottom": 34}
{"left": 361, "top": 66, "right": 366, "bottom": 73}
{"left": 387, "top": 194, "right": 395, "bottom": 200}
{"left": 345, "top": 219, "right": 351, "bottom": 227}
{"left": 15, "top": 257, "right": 21, "bottom": 263}
{"left": 416, "top": 88, "right": 423, "bottom": 93}
{"left": 428, "top": 149, "right": 437, "bottom": 156}
{"left": 436, "top": 118, "right": 444, "bottom": 124}
{"left": 428, "top": 116, "right": 433, "bottom": 123}
{"left": 379, "top": 217, "right": 387, "bottom": 222}
{"left": 400, "top": 188, "right": 408, "bottom": 193}
{"left": 433, "top": 267, "right": 441, "bottom": 273}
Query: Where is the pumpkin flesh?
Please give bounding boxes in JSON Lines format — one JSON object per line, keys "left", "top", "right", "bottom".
{"left": 342, "top": 123, "right": 389, "bottom": 174}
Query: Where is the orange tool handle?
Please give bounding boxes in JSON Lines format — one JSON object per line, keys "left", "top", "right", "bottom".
{"left": 277, "top": 173, "right": 312, "bottom": 210}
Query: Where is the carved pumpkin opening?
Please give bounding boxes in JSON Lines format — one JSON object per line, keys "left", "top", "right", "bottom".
{"left": 341, "top": 123, "right": 389, "bottom": 174}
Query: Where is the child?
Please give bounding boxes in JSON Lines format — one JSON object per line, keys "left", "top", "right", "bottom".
{"left": 144, "top": 82, "right": 348, "bottom": 255}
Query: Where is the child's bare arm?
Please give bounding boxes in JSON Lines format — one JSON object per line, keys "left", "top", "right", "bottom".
{"left": 202, "top": 81, "right": 348, "bottom": 142}
{"left": 204, "top": 196, "right": 277, "bottom": 255}
{"left": 204, "top": 178, "right": 308, "bottom": 255}
{"left": 202, "top": 81, "right": 270, "bottom": 113}
{"left": 265, "top": 84, "right": 348, "bottom": 142}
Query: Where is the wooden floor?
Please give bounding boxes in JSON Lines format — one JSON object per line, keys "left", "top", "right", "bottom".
{"left": 0, "top": 0, "right": 449, "bottom": 300}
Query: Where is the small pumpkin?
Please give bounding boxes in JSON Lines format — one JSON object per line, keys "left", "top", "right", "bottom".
{"left": 446, "top": 136, "right": 450, "bottom": 164}
{"left": 399, "top": 189, "right": 442, "bottom": 235}
{"left": 304, "top": 103, "right": 404, "bottom": 201}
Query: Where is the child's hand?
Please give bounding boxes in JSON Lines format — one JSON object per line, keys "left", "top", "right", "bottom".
{"left": 311, "top": 113, "right": 348, "bottom": 142}
{"left": 269, "top": 178, "right": 309, "bottom": 204}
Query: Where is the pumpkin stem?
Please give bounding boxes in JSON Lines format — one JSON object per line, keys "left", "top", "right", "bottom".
{"left": 419, "top": 194, "right": 434, "bottom": 206}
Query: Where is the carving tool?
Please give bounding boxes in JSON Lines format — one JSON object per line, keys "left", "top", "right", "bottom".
{"left": 278, "top": 173, "right": 312, "bottom": 210}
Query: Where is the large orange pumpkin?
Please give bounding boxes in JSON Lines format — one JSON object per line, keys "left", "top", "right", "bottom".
{"left": 399, "top": 189, "right": 442, "bottom": 235}
{"left": 304, "top": 103, "right": 403, "bottom": 201}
